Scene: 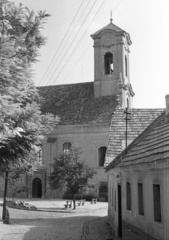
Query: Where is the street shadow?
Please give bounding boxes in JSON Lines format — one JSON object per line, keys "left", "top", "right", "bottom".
{"left": 11, "top": 215, "right": 100, "bottom": 240}
{"left": 10, "top": 215, "right": 98, "bottom": 225}
{"left": 0, "top": 204, "right": 108, "bottom": 240}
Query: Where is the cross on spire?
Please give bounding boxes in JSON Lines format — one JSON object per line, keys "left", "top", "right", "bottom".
{"left": 110, "top": 10, "right": 113, "bottom": 23}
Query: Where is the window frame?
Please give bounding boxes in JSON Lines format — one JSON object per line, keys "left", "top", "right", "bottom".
{"left": 126, "top": 181, "right": 131, "bottom": 211}
{"left": 104, "top": 52, "right": 113, "bottom": 75}
{"left": 98, "top": 146, "right": 107, "bottom": 167}
{"left": 99, "top": 182, "right": 108, "bottom": 201}
{"left": 153, "top": 184, "right": 162, "bottom": 223}
{"left": 112, "top": 188, "right": 113, "bottom": 207}
{"left": 62, "top": 141, "right": 72, "bottom": 155}
{"left": 115, "top": 190, "right": 116, "bottom": 211}
{"left": 138, "top": 182, "right": 144, "bottom": 215}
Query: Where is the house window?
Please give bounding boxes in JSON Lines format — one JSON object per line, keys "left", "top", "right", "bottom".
{"left": 98, "top": 146, "right": 107, "bottom": 167}
{"left": 104, "top": 52, "right": 113, "bottom": 74}
{"left": 99, "top": 182, "right": 108, "bottom": 201}
{"left": 126, "top": 182, "right": 131, "bottom": 210}
{"left": 109, "top": 187, "right": 111, "bottom": 203}
{"left": 115, "top": 190, "right": 116, "bottom": 211}
{"left": 112, "top": 188, "right": 113, "bottom": 206}
{"left": 125, "top": 55, "right": 127, "bottom": 76}
{"left": 138, "top": 183, "right": 144, "bottom": 215}
{"left": 153, "top": 184, "right": 161, "bottom": 222}
{"left": 63, "top": 142, "right": 72, "bottom": 155}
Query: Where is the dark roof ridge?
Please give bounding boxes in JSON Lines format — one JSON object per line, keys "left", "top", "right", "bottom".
{"left": 105, "top": 110, "right": 166, "bottom": 171}
{"left": 38, "top": 81, "right": 93, "bottom": 88}
{"left": 129, "top": 108, "right": 165, "bottom": 110}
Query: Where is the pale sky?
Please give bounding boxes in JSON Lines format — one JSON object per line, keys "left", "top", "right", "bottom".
{"left": 14, "top": 0, "right": 169, "bottom": 108}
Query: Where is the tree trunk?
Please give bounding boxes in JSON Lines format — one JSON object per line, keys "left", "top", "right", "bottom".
{"left": 2, "top": 171, "right": 9, "bottom": 221}
{"left": 73, "top": 195, "right": 76, "bottom": 209}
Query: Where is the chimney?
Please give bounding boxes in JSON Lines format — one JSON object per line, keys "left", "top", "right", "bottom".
{"left": 165, "top": 95, "right": 169, "bottom": 114}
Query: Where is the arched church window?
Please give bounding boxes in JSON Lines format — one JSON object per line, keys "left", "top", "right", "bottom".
{"left": 125, "top": 55, "right": 128, "bottom": 77}
{"left": 63, "top": 142, "right": 72, "bottom": 155}
{"left": 104, "top": 52, "right": 113, "bottom": 75}
{"left": 98, "top": 146, "right": 107, "bottom": 167}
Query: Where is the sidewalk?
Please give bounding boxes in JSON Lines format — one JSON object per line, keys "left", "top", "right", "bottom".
{"left": 81, "top": 218, "right": 158, "bottom": 240}
{"left": 117, "top": 221, "right": 158, "bottom": 240}
{"left": 81, "top": 217, "right": 113, "bottom": 240}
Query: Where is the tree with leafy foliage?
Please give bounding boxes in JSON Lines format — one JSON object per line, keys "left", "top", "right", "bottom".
{"left": 49, "top": 147, "right": 96, "bottom": 209}
{"left": 0, "top": 0, "right": 59, "bottom": 222}
{"left": 8, "top": 173, "right": 28, "bottom": 201}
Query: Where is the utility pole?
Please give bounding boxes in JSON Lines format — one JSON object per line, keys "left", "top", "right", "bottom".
{"left": 124, "top": 107, "right": 131, "bottom": 154}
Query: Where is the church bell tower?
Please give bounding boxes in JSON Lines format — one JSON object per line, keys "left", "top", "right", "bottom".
{"left": 91, "top": 18, "right": 134, "bottom": 108}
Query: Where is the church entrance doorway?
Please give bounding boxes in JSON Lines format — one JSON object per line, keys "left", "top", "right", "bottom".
{"left": 32, "top": 178, "right": 42, "bottom": 198}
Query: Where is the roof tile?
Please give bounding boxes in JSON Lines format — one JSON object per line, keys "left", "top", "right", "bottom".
{"left": 38, "top": 82, "right": 118, "bottom": 125}
{"left": 105, "top": 108, "right": 164, "bottom": 167}
{"left": 106, "top": 111, "right": 169, "bottom": 170}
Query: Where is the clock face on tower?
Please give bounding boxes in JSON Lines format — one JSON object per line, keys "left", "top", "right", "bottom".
{"left": 102, "top": 34, "right": 115, "bottom": 47}
{"left": 106, "top": 37, "right": 110, "bottom": 45}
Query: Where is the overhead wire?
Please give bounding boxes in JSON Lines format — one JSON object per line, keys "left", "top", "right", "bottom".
{"left": 50, "top": 0, "right": 123, "bottom": 86}
{"left": 38, "top": 0, "right": 124, "bottom": 86}
{"left": 57, "top": 0, "right": 108, "bottom": 85}
{"left": 45, "top": 0, "right": 98, "bottom": 86}
{"left": 38, "top": 0, "right": 86, "bottom": 86}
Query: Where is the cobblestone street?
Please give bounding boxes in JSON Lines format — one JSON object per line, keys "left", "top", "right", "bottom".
{"left": 0, "top": 199, "right": 111, "bottom": 240}
{"left": 0, "top": 199, "right": 158, "bottom": 240}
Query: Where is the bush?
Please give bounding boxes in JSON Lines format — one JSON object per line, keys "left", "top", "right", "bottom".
{"left": 6, "top": 200, "right": 37, "bottom": 210}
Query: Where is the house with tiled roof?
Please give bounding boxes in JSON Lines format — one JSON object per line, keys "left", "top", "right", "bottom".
{"left": 105, "top": 108, "right": 164, "bottom": 167}
{"left": 22, "top": 20, "right": 164, "bottom": 200}
{"left": 105, "top": 96, "right": 169, "bottom": 240}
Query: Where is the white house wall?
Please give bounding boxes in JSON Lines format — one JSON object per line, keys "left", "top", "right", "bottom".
{"left": 108, "top": 163, "right": 169, "bottom": 240}
{"left": 107, "top": 168, "right": 121, "bottom": 236}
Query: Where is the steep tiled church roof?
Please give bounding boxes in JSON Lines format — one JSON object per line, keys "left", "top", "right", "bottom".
{"left": 106, "top": 111, "right": 169, "bottom": 170}
{"left": 38, "top": 82, "right": 118, "bottom": 125}
{"left": 105, "top": 108, "right": 164, "bottom": 168}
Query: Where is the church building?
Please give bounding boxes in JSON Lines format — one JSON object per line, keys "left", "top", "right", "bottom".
{"left": 27, "top": 19, "right": 135, "bottom": 199}
{"left": 8, "top": 20, "right": 163, "bottom": 200}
